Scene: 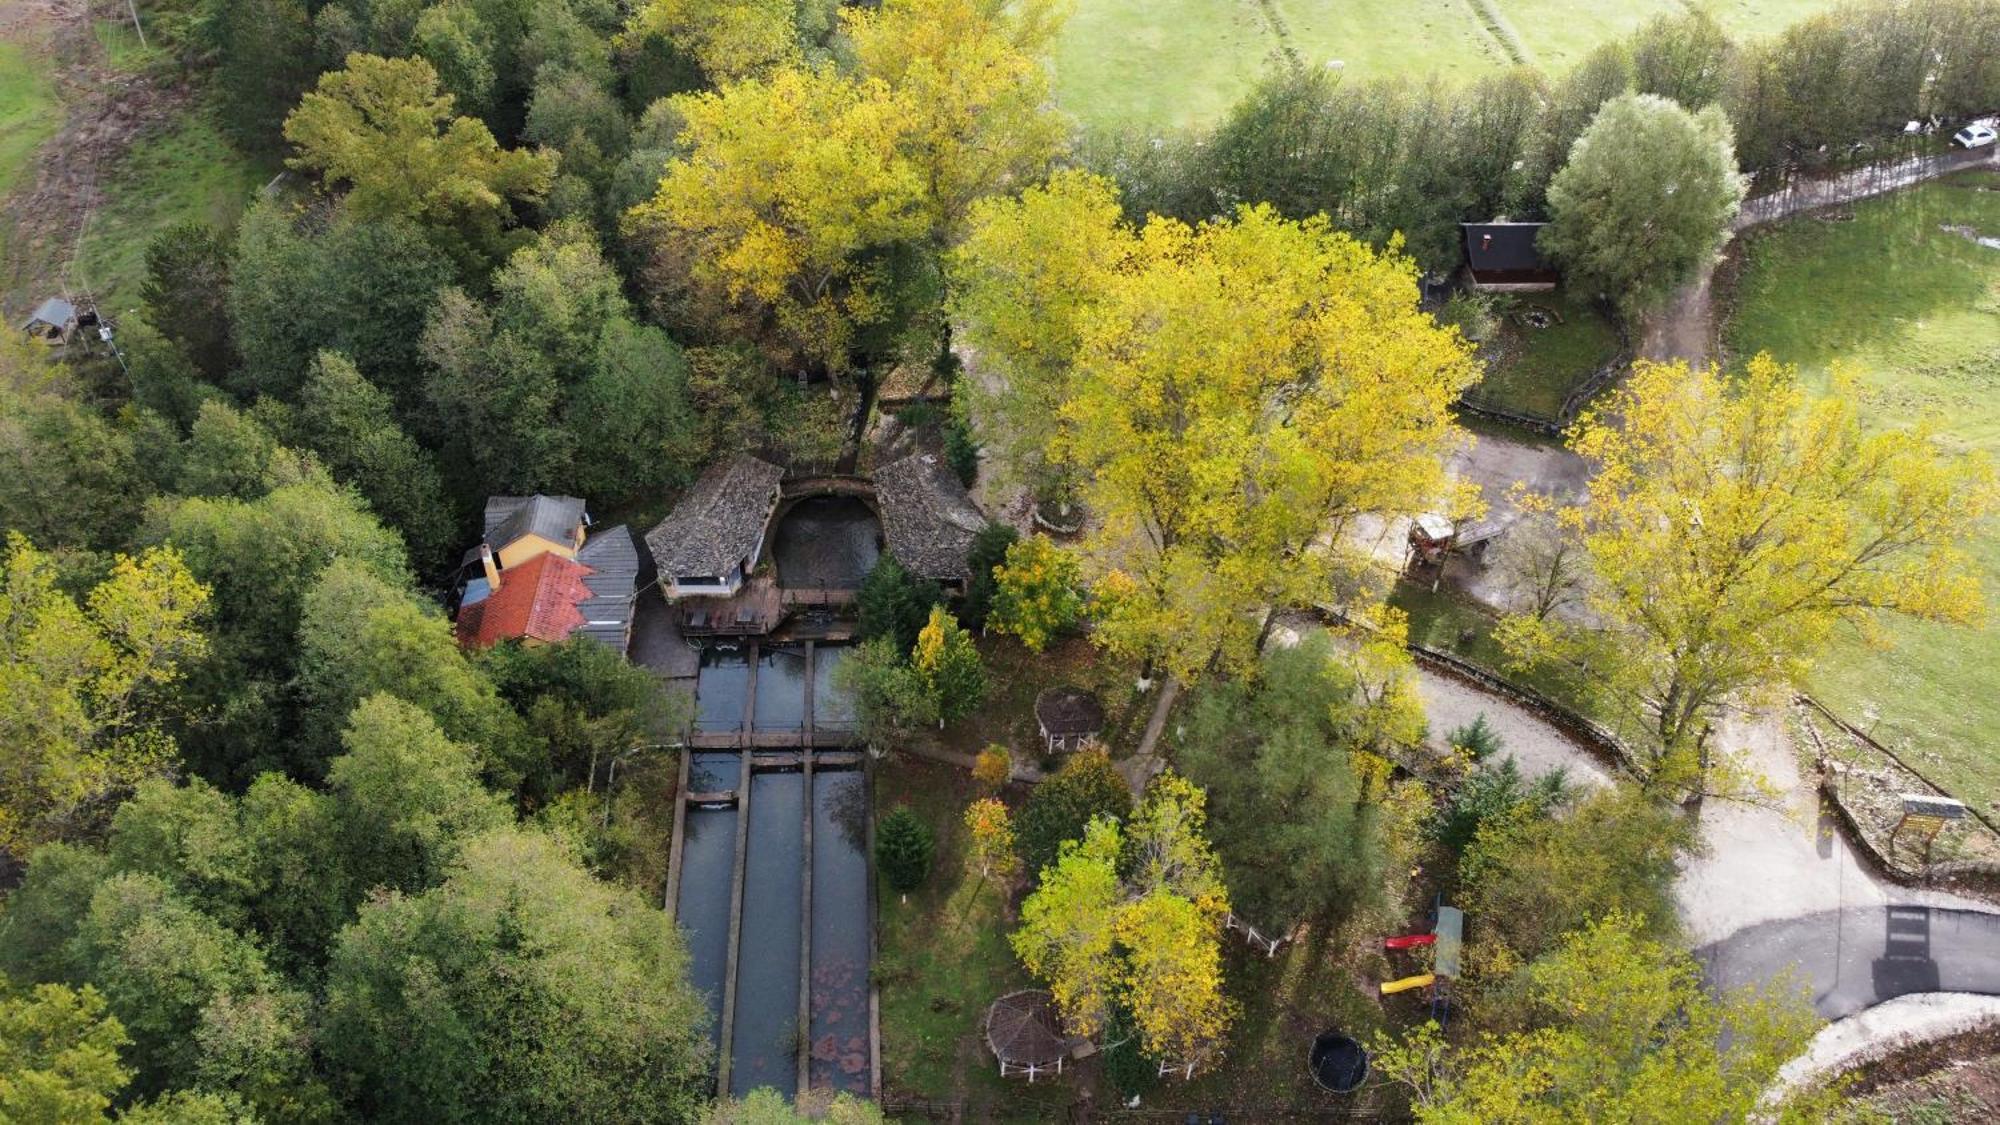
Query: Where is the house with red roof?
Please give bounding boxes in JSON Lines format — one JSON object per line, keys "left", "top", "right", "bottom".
{"left": 454, "top": 494, "right": 640, "bottom": 653}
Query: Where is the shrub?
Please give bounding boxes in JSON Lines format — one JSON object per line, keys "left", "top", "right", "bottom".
{"left": 961, "top": 523, "right": 1019, "bottom": 632}
{"left": 1447, "top": 714, "right": 1503, "bottom": 761}
{"left": 876, "top": 807, "right": 935, "bottom": 894}
{"left": 1430, "top": 757, "right": 1570, "bottom": 853}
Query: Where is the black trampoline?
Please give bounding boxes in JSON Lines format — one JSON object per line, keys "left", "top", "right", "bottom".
{"left": 1308, "top": 1030, "right": 1367, "bottom": 1093}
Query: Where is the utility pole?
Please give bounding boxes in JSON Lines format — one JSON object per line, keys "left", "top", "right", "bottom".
{"left": 126, "top": 0, "right": 147, "bottom": 49}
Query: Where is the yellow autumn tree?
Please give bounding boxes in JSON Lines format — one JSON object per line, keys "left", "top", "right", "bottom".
{"left": 284, "top": 53, "right": 555, "bottom": 230}
{"left": 626, "top": 67, "right": 928, "bottom": 380}
{"left": 989, "top": 535, "right": 1084, "bottom": 652}
{"left": 1498, "top": 355, "right": 1996, "bottom": 794}
{"left": 621, "top": 0, "right": 826, "bottom": 84}
{"left": 844, "top": 0, "right": 1069, "bottom": 245}
{"left": 0, "top": 535, "right": 210, "bottom": 854}
{"left": 1053, "top": 205, "right": 1479, "bottom": 683}
{"left": 950, "top": 170, "right": 1133, "bottom": 507}
{"left": 1010, "top": 772, "right": 1235, "bottom": 1070}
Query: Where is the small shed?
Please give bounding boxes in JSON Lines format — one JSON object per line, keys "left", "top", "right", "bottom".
{"left": 984, "top": 990, "right": 1075, "bottom": 1081}
{"left": 20, "top": 297, "right": 79, "bottom": 345}
{"left": 1462, "top": 222, "right": 1557, "bottom": 291}
{"left": 1034, "top": 686, "right": 1104, "bottom": 753}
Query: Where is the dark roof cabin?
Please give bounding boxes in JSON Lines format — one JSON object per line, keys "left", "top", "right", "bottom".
{"left": 644, "top": 454, "right": 786, "bottom": 599}
{"left": 873, "top": 453, "right": 986, "bottom": 591}
{"left": 20, "top": 297, "right": 79, "bottom": 345}
{"left": 1034, "top": 687, "right": 1105, "bottom": 753}
{"left": 1462, "top": 222, "right": 1557, "bottom": 291}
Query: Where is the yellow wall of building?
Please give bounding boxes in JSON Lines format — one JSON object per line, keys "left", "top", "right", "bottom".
{"left": 496, "top": 532, "right": 578, "bottom": 570}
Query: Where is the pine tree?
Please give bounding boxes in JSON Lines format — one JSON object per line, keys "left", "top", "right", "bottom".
{"left": 876, "top": 807, "right": 934, "bottom": 894}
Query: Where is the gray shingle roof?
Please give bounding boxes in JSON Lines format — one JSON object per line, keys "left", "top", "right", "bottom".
{"left": 22, "top": 297, "right": 76, "bottom": 331}
{"left": 645, "top": 454, "right": 785, "bottom": 579}
{"left": 874, "top": 453, "right": 986, "bottom": 581}
{"left": 575, "top": 525, "right": 639, "bottom": 652}
{"left": 485, "top": 495, "right": 588, "bottom": 550}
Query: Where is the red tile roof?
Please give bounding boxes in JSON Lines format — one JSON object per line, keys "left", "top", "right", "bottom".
{"left": 455, "top": 551, "right": 596, "bottom": 649}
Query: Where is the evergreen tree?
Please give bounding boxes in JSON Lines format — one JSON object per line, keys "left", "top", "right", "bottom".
{"left": 856, "top": 555, "right": 943, "bottom": 653}
{"left": 960, "top": 522, "right": 1017, "bottom": 631}
{"left": 875, "top": 806, "right": 934, "bottom": 893}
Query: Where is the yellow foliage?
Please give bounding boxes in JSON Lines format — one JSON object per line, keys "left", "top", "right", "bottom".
{"left": 1504, "top": 354, "right": 1997, "bottom": 790}
{"left": 0, "top": 535, "right": 209, "bottom": 855}
{"left": 622, "top": 0, "right": 803, "bottom": 82}
{"left": 284, "top": 54, "right": 554, "bottom": 227}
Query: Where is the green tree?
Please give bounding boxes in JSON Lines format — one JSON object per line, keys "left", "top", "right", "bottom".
{"left": 563, "top": 319, "right": 702, "bottom": 503}
{"left": 1429, "top": 757, "right": 1570, "bottom": 854}
{"left": 284, "top": 53, "right": 556, "bottom": 249}
{"left": 0, "top": 374, "right": 149, "bottom": 553}
{"left": 875, "top": 806, "right": 935, "bottom": 894}
{"left": 0, "top": 844, "right": 112, "bottom": 986}
{"left": 227, "top": 202, "right": 457, "bottom": 410}
{"left": 0, "top": 976, "right": 131, "bottom": 1123}
{"left": 1375, "top": 913, "right": 1819, "bottom": 1122}
{"left": 327, "top": 694, "right": 511, "bottom": 895}
{"left": 67, "top": 873, "right": 291, "bottom": 1098}
{"left": 140, "top": 221, "right": 237, "bottom": 380}
{"left": 960, "top": 522, "right": 1017, "bottom": 632}
{"left": 1014, "top": 745, "right": 1131, "bottom": 880}
{"left": 989, "top": 536, "right": 1082, "bottom": 652}
{"left": 0, "top": 536, "right": 210, "bottom": 857}
{"left": 206, "top": 0, "right": 318, "bottom": 151}
{"left": 856, "top": 554, "right": 943, "bottom": 653}
{"left": 1540, "top": 93, "right": 1745, "bottom": 316}
{"left": 1461, "top": 786, "right": 1693, "bottom": 963}
{"left": 411, "top": 2, "right": 499, "bottom": 121}
{"left": 175, "top": 401, "right": 288, "bottom": 500}
{"left": 105, "top": 779, "right": 258, "bottom": 932}
{"left": 1178, "top": 631, "right": 1422, "bottom": 925}
{"left": 321, "top": 826, "right": 711, "bottom": 1122}
{"left": 908, "top": 604, "right": 984, "bottom": 727}
{"left": 294, "top": 351, "right": 454, "bottom": 573}
{"left": 293, "top": 558, "right": 527, "bottom": 783}
{"left": 620, "top": 0, "right": 822, "bottom": 85}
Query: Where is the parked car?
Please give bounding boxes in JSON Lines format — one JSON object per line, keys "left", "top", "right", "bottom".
{"left": 1953, "top": 122, "right": 1998, "bottom": 149}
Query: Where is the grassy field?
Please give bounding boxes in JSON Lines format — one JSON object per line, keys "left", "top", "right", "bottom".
{"left": 72, "top": 104, "right": 273, "bottom": 314}
{"left": 1466, "top": 290, "right": 1623, "bottom": 421}
{"left": 0, "top": 40, "right": 59, "bottom": 217}
{"left": 1052, "top": 0, "right": 1847, "bottom": 129}
{"left": 1725, "top": 170, "right": 2000, "bottom": 821}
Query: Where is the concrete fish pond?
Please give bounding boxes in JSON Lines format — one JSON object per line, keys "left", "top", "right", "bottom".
{"left": 667, "top": 747, "right": 875, "bottom": 1099}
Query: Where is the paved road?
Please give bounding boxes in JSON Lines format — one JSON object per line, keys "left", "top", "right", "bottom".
{"left": 1697, "top": 906, "right": 2000, "bottom": 1020}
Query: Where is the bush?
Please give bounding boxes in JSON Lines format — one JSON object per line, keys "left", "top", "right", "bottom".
{"left": 876, "top": 806, "right": 935, "bottom": 894}
{"left": 1447, "top": 714, "right": 1503, "bottom": 761}
{"left": 1014, "top": 747, "right": 1131, "bottom": 881}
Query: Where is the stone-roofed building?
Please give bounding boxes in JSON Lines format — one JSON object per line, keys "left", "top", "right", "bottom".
{"left": 874, "top": 452, "right": 987, "bottom": 591}
{"left": 645, "top": 454, "right": 785, "bottom": 599}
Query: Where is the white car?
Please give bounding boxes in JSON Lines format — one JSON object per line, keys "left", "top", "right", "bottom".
{"left": 1952, "top": 123, "right": 1997, "bottom": 149}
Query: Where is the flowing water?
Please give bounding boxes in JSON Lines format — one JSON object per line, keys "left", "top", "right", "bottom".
{"left": 754, "top": 647, "right": 809, "bottom": 731}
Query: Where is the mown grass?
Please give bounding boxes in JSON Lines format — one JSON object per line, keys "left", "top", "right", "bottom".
{"left": 1467, "top": 290, "right": 1623, "bottom": 422}
{"left": 72, "top": 103, "right": 274, "bottom": 313}
{"left": 0, "top": 41, "right": 58, "bottom": 209}
{"left": 1051, "top": 0, "right": 1847, "bottom": 130}
{"left": 1725, "top": 170, "right": 2000, "bottom": 821}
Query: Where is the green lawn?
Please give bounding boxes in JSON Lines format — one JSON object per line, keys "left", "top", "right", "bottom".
{"left": 1052, "top": 0, "right": 1848, "bottom": 130}
{"left": 71, "top": 103, "right": 274, "bottom": 314}
{"left": 1466, "top": 290, "right": 1623, "bottom": 422}
{"left": 1725, "top": 170, "right": 2000, "bottom": 821}
{"left": 0, "top": 41, "right": 58, "bottom": 210}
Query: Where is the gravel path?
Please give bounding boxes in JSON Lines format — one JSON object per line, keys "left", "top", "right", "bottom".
{"left": 1410, "top": 667, "right": 1613, "bottom": 790}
